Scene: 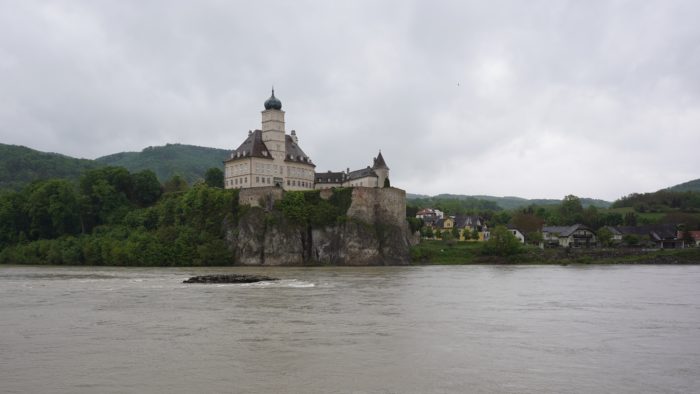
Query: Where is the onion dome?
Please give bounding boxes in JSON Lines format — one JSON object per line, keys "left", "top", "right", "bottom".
{"left": 264, "top": 88, "right": 282, "bottom": 110}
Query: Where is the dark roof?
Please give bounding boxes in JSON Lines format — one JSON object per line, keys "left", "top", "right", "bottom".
{"left": 542, "top": 224, "right": 593, "bottom": 237}
{"left": 614, "top": 224, "right": 678, "bottom": 239}
{"left": 225, "top": 129, "right": 272, "bottom": 162}
{"left": 315, "top": 171, "right": 346, "bottom": 183}
{"left": 225, "top": 130, "right": 316, "bottom": 167}
{"left": 284, "top": 135, "right": 315, "bottom": 167}
{"left": 264, "top": 89, "right": 282, "bottom": 110}
{"left": 373, "top": 151, "right": 389, "bottom": 170}
{"left": 347, "top": 166, "right": 378, "bottom": 180}
{"left": 454, "top": 215, "right": 482, "bottom": 228}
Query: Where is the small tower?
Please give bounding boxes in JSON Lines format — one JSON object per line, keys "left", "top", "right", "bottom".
{"left": 373, "top": 150, "right": 390, "bottom": 187}
{"left": 261, "top": 88, "right": 286, "bottom": 159}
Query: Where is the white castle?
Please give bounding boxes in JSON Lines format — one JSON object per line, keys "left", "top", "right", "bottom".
{"left": 224, "top": 90, "right": 390, "bottom": 191}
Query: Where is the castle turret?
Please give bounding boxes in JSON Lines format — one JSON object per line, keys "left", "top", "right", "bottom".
{"left": 373, "top": 151, "right": 390, "bottom": 187}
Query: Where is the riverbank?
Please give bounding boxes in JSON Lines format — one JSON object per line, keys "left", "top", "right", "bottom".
{"left": 410, "top": 240, "right": 700, "bottom": 265}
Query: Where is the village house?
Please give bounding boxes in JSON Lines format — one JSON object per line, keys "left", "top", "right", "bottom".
{"left": 542, "top": 224, "right": 597, "bottom": 248}
{"left": 678, "top": 230, "right": 700, "bottom": 247}
{"left": 506, "top": 225, "right": 526, "bottom": 244}
{"left": 612, "top": 224, "right": 683, "bottom": 249}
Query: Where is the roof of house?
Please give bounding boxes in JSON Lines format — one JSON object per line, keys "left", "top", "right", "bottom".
{"left": 225, "top": 129, "right": 315, "bottom": 167}
{"left": 347, "top": 166, "right": 378, "bottom": 181}
{"left": 614, "top": 224, "right": 677, "bottom": 239}
{"left": 542, "top": 224, "right": 593, "bottom": 237}
{"left": 226, "top": 129, "right": 272, "bottom": 162}
{"left": 454, "top": 215, "right": 482, "bottom": 228}
{"left": 284, "top": 134, "right": 315, "bottom": 166}
{"left": 679, "top": 230, "right": 700, "bottom": 240}
{"left": 315, "top": 171, "right": 346, "bottom": 183}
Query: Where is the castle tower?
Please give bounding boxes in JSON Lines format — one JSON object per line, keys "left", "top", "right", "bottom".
{"left": 373, "top": 150, "right": 390, "bottom": 187}
{"left": 261, "top": 88, "right": 286, "bottom": 160}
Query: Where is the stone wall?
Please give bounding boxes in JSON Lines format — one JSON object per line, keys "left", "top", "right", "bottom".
{"left": 239, "top": 186, "right": 284, "bottom": 208}
{"left": 228, "top": 186, "right": 412, "bottom": 265}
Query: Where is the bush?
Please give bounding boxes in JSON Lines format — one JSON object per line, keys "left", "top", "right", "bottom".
{"left": 481, "top": 225, "right": 522, "bottom": 256}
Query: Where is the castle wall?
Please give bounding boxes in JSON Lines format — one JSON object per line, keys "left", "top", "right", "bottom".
{"left": 346, "top": 187, "right": 406, "bottom": 225}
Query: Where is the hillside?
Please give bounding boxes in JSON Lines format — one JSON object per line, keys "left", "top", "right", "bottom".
{"left": 407, "top": 193, "right": 611, "bottom": 210}
{"left": 666, "top": 178, "right": 700, "bottom": 192}
{"left": 95, "top": 143, "right": 230, "bottom": 184}
{"left": 0, "top": 143, "right": 98, "bottom": 190}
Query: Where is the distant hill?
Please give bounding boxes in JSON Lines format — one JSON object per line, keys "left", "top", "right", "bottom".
{"left": 0, "top": 143, "right": 98, "bottom": 190}
{"left": 95, "top": 144, "right": 230, "bottom": 184}
{"left": 666, "top": 178, "right": 700, "bottom": 192}
{"left": 407, "top": 193, "right": 611, "bottom": 210}
{"left": 0, "top": 143, "right": 230, "bottom": 191}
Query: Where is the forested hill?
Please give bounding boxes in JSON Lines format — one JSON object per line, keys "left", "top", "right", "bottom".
{"left": 407, "top": 193, "right": 612, "bottom": 211}
{"left": 666, "top": 178, "right": 700, "bottom": 192}
{"left": 0, "top": 143, "right": 98, "bottom": 190}
{"left": 95, "top": 144, "right": 229, "bottom": 184}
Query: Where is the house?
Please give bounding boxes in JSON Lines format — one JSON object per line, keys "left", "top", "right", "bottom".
{"left": 454, "top": 215, "right": 488, "bottom": 241}
{"left": 542, "top": 224, "right": 597, "bottom": 248}
{"left": 678, "top": 231, "right": 700, "bottom": 247}
{"left": 603, "top": 226, "right": 623, "bottom": 243}
{"left": 506, "top": 225, "right": 526, "bottom": 244}
{"left": 614, "top": 224, "right": 682, "bottom": 249}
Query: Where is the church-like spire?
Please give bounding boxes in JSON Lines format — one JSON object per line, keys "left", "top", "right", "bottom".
{"left": 373, "top": 150, "right": 389, "bottom": 169}
{"left": 264, "top": 87, "right": 282, "bottom": 110}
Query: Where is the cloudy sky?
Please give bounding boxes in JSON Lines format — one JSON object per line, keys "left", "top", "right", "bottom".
{"left": 1, "top": 0, "right": 699, "bottom": 200}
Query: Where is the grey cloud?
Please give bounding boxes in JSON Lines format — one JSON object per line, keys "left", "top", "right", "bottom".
{"left": 1, "top": 0, "right": 698, "bottom": 200}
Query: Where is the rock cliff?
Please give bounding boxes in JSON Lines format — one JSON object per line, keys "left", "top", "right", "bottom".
{"left": 227, "top": 187, "right": 416, "bottom": 265}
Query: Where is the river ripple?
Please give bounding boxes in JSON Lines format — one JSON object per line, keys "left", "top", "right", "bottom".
{"left": 1, "top": 264, "right": 699, "bottom": 393}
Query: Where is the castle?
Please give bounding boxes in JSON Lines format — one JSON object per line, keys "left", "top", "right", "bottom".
{"left": 223, "top": 90, "right": 390, "bottom": 191}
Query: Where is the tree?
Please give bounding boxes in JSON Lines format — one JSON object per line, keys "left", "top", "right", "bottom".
{"left": 163, "top": 175, "right": 189, "bottom": 193}
{"left": 204, "top": 168, "right": 225, "bottom": 188}
{"left": 383, "top": 178, "right": 390, "bottom": 187}
{"left": 25, "top": 179, "right": 81, "bottom": 239}
{"left": 131, "top": 170, "right": 162, "bottom": 206}
{"left": 559, "top": 195, "right": 584, "bottom": 225}
{"left": 451, "top": 226, "right": 460, "bottom": 238}
{"left": 511, "top": 212, "right": 544, "bottom": 238}
{"left": 424, "top": 227, "right": 434, "bottom": 239}
{"left": 481, "top": 225, "right": 522, "bottom": 256}
{"left": 596, "top": 227, "right": 614, "bottom": 247}
{"left": 435, "top": 229, "right": 442, "bottom": 239}
{"left": 623, "top": 212, "right": 638, "bottom": 226}
{"left": 470, "top": 228, "right": 479, "bottom": 240}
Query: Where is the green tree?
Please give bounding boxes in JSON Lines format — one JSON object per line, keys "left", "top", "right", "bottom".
{"left": 163, "top": 174, "right": 189, "bottom": 193}
{"left": 623, "top": 212, "right": 638, "bottom": 226}
{"left": 424, "top": 227, "right": 434, "bottom": 238}
{"left": 559, "top": 195, "right": 584, "bottom": 225}
{"left": 26, "top": 179, "right": 81, "bottom": 239}
{"left": 596, "top": 227, "right": 614, "bottom": 247}
{"left": 204, "top": 168, "right": 225, "bottom": 188}
{"left": 471, "top": 228, "right": 480, "bottom": 241}
{"left": 460, "top": 229, "right": 468, "bottom": 240}
{"left": 451, "top": 226, "right": 460, "bottom": 238}
{"left": 131, "top": 170, "right": 162, "bottom": 206}
{"left": 481, "top": 225, "right": 522, "bottom": 256}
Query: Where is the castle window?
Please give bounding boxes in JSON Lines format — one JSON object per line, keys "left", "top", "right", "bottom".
{"left": 256, "top": 176, "right": 259, "bottom": 183}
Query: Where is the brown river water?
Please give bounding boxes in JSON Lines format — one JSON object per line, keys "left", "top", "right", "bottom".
{"left": 1, "top": 264, "right": 699, "bottom": 393}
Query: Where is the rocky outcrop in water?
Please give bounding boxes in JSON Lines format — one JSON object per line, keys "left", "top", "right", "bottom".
{"left": 183, "top": 274, "right": 278, "bottom": 284}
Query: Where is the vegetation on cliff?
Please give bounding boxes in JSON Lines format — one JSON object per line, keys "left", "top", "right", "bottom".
{"left": 0, "top": 166, "right": 239, "bottom": 266}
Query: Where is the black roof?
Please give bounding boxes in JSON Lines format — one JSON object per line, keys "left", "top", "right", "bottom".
{"left": 225, "top": 130, "right": 315, "bottom": 167}
{"left": 284, "top": 135, "right": 315, "bottom": 167}
{"left": 225, "top": 129, "right": 272, "bottom": 162}
{"left": 373, "top": 151, "right": 389, "bottom": 170}
{"left": 347, "top": 166, "right": 378, "bottom": 181}
{"left": 315, "top": 171, "right": 346, "bottom": 183}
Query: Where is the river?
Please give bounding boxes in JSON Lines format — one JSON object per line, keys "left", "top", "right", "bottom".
{"left": 1, "top": 264, "right": 699, "bottom": 393}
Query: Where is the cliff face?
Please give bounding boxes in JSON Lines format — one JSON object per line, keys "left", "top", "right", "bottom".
{"left": 227, "top": 187, "right": 415, "bottom": 265}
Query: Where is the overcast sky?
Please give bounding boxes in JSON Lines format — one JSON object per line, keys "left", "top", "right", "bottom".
{"left": 1, "top": 0, "right": 699, "bottom": 200}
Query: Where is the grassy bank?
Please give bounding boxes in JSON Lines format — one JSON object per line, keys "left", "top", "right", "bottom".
{"left": 411, "top": 240, "right": 700, "bottom": 265}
